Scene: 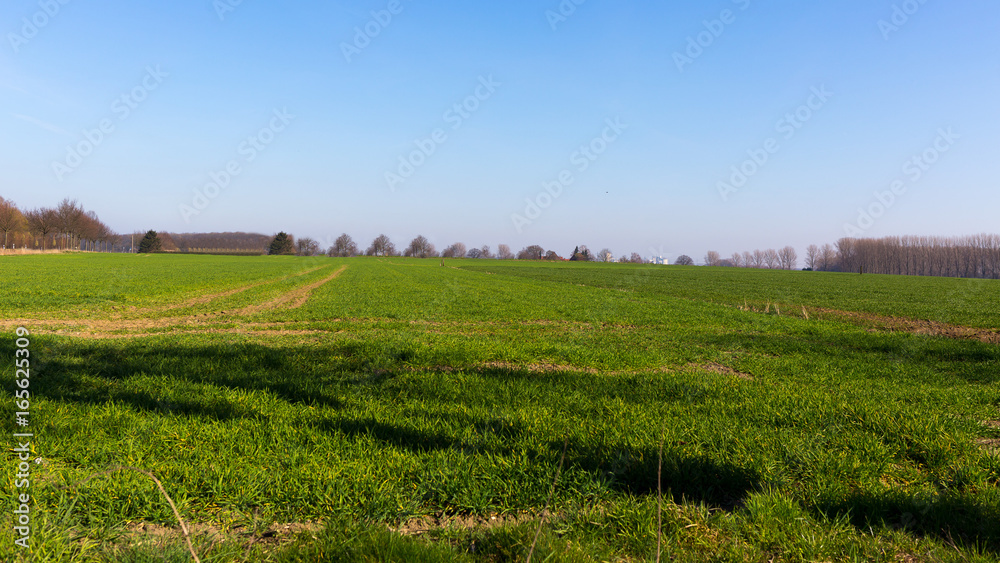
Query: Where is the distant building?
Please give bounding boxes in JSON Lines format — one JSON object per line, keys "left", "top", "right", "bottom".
{"left": 653, "top": 256, "right": 668, "bottom": 265}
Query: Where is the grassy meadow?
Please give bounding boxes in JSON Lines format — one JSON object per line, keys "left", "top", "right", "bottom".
{"left": 1, "top": 254, "right": 999, "bottom": 562}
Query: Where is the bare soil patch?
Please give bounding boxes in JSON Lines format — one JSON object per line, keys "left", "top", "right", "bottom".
{"left": 136, "top": 266, "right": 326, "bottom": 314}
{"left": 813, "top": 307, "right": 1000, "bottom": 344}
{"left": 976, "top": 438, "right": 1000, "bottom": 450}
{"left": 478, "top": 361, "right": 600, "bottom": 374}
{"left": 0, "top": 266, "right": 350, "bottom": 337}
{"left": 236, "top": 265, "right": 348, "bottom": 314}
{"left": 121, "top": 520, "right": 322, "bottom": 550}
{"left": 693, "top": 362, "right": 754, "bottom": 380}
{"left": 392, "top": 511, "right": 550, "bottom": 536}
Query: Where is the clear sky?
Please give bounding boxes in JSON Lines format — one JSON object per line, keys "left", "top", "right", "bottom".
{"left": 2, "top": 0, "right": 998, "bottom": 262}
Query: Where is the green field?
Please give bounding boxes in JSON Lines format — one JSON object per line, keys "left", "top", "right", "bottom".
{"left": 2, "top": 254, "right": 999, "bottom": 562}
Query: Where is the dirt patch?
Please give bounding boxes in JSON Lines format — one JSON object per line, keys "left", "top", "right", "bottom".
{"left": 813, "top": 307, "right": 1000, "bottom": 344}
{"left": 63, "top": 328, "right": 330, "bottom": 340}
{"left": 137, "top": 266, "right": 327, "bottom": 314}
{"left": 978, "top": 438, "right": 1000, "bottom": 450}
{"left": 236, "top": 522, "right": 323, "bottom": 547}
{"left": 692, "top": 362, "right": 754, "bottom": 381}
{"left": 124, "top": 521, "right": 226, "bottom": 549}
{"left": 236, "top": 265, "right": 348, "bottom": 314}
{"left": 392, "top": 511, "right": 550, "bottom": 536}
{"left": 122, "top": 520, "right": 322, "bottom": 550}
{"left": 982, "top": 420, "right": 1000, "bottom": 429}
{"left": 0, "top": 267, "right": 350, "bottom": 337}
{"left": 405, "top": 362, "right": 675, "bottom": 377}
{"left": 478, "top": 361, "right": 599, "bottom": 374}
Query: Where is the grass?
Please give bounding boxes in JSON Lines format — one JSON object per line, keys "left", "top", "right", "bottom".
{"left": 1, "top": 254, "right": 998, "bottom": 561}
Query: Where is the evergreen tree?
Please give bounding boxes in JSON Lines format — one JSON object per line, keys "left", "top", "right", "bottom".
{"left": 268, "top": 232, "right": 296, "bottom": 255}
{"left": 137, "top": 230, "right": 162, "bottom": 253}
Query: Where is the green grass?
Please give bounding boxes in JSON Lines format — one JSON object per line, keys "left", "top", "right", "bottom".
{"left": 1, "top": 255, "right": 999, "bottom": 561}
{"left": 456, "top": 259, "right": 1000, "bottom": 329}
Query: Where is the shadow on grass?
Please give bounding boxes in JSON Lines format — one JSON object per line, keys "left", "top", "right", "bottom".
{"left": 560, "top": 439, "right": 762, "bottom": 511}
{"left": 815, "top": 488, "right": 1000, "bottom": 555}
{"left": 14, "top": 338, "right": 372, "bottom": 420}
{"left": 703, "top": 329, "right": 1000, "bottom": 385}
{"left": 316, "top": 417, "right": 462, "bottom": 453}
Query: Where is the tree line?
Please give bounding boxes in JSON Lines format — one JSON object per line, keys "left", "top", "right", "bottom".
{"left": 0, "top": 197, "right": 117, "bottom": 251}
{"left": 263, "top": 233, "right": 646, "bottom": 263}
{"left": 5, "top": 196, "right": 998, "bottom": 279}
{"left": 699, "top": 247, "right": 800, "bottom": 270}
{"left": 831, "top": 235, "right": 1000, "bottom": 278}
{"left": 702, "top": 236, "right": 1000, "bottom": 279}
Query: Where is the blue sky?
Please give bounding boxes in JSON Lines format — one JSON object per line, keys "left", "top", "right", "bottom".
{"left": 2, "top": 0, "right": 998, "bottom": 262}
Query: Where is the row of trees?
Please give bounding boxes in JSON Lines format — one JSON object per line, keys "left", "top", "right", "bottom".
{"left": 702, "top": 247, "right": 799, "bottom": 270}
{"left": 263, "top": 232, "right": 648, "bottom": 263}
{"left": 7, "top": 197, "right": 999, "bottom": 279}
{"left": 833, "top": 235, "right": 1000, "bottom": 278}
{"left": 168, "top": 232, "right": 272, "bottom": 254}
{"left": 0, "top": 197, "right": 117, "bottom": 251}
{"left": 702, "top": 236, "right": 1000, "bottom": 279}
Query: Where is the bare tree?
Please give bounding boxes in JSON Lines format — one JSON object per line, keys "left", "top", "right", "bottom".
{"left": 778, "top": 246, "right": 797, "bottom": 270}
{"left": 328, "top": 233, "right": 359, "bottom": 257}
{"left": 442, "top": 242, "right": 467, "bottom": 258}
{"left": 55, "top": 198, "right": 85, "bottom": 250}
{"left": 704, "top": 250, "right": 721, "bottom": 267}
{"left": 467, "top": 247, "right": 483, "bottom": 259}
{"left": 78, "top": 211, "right": 102, "bottom": 251}
{"left": 365, "top": 234, "right": 396, "bottom": 257}
{"left": 94, "top": 218, "right": 116, "bottom": 252}
{"left": 404, "top": 235, "right": 437, "bottom": 258}
{"left": 25, "top": 208, "right": 58, "bottom": 250}
{"left": 730, "top": 252, "right": 743, "bottom": 268}
{"left": 596, "top": 248, "right": 613, "bottom": 262}
{"left": 819, "top": 243, "right": 836, "bottom": 271}
{"left": 296, "top": 237, "right": 320, "bottom": 256}
{"left": 742, "top": 251, "right": 753, "bottom": 268}
{"left": 517, "top": 245, "right": 545, "bottom": 260}
{"left": 480, "top": 245, "right": 493, "bottom": 259}
{"left": 825, "top": 234, "right": 1000, "bottom": 279}
{"left": 751, "top": 249, "right": 765, "bottom": 268}
{"left": 835, "top": 239, "right": 856, "bottom": 272}
{"left": 675, "top": 255, "right": 694, "bottom": 266}
{"left": 497, "top": 244, "right": 513, "bottom": 260}
{"left": 763, "top": 249, "right": 779, "bottom": 269}
{"left": 0, "top": 197, "right": 25, "bottom": 249}
{"left": 805, "top": 245, "right": 819, "bottom": 270}
{"left": 629, "top": 252, "right": 645, "bottom": 264}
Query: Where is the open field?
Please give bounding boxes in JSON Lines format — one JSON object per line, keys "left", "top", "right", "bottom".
{"left": 2, "top": 254, "right": 999, "bottom": 562}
